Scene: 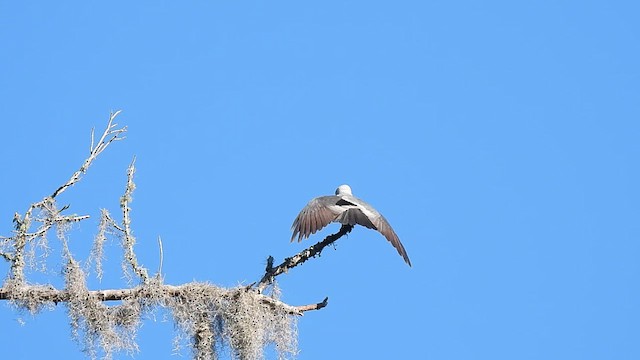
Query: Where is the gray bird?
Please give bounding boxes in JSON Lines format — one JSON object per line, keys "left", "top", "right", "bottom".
{"left": 291, "top": 184, "right": 411, "bottom": 266}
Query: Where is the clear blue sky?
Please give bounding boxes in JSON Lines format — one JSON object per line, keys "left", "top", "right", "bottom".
{"left": 1, "top": 1, "right": 639, "bottom": 359}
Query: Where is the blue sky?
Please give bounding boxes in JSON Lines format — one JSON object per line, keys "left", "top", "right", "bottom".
{"left": 1, "top": 1, "right": 639, "bottom": 359}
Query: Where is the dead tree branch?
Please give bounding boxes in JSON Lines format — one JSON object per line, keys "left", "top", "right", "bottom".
{"left": 255, "top": 224, "right": 354, "bottom": 293}
{"left": 0, "top": 112, "right": 325, "bottom": 359}
{"left": 2, "top": 111, "right": 125, "bottom": 283}
{"left": 0, "top": 283, "right": 318, "bottom": 316}
{"left": 51, "top": 110, "right": 126, "bottom": 199}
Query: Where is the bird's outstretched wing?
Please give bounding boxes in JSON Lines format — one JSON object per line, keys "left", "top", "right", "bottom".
{"left": 290, "top": 196, "right": 340, "bottom": 242}
{"left": 371, "top": 214, "right": 412, "bottom": 266}
{"left": 341, "top": 194, "right": 412, "bottom": 266}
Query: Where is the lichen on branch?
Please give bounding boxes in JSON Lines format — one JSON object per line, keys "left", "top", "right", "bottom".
{"left": 0, "top": 111, "right": 324, "bottom": 360}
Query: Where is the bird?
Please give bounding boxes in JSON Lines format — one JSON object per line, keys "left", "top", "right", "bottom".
{"left": 290, "top": 184, "right": 411, "bottom": 266}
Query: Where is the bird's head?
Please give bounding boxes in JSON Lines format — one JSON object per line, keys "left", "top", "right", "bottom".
{"left": 335, "top": 184, "right": 352, "bottom": 195}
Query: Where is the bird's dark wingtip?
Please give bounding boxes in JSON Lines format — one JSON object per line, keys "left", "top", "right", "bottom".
{"left": 405, "top": 257, "right": 412, "bottom": 267}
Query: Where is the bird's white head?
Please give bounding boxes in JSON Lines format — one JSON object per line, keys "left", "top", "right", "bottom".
{"left": 335, "top": 184, "right": 353, "bottom": 195}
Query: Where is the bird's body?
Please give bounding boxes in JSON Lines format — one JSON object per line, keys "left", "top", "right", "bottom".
{"left": 291, "top": 185, "right": 412, "bottom": 266}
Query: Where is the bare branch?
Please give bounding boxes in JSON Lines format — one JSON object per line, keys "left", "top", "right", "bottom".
{"left": 294, "top": 297, "right": 329, "bottom": 313}
{"left": 51, "top": 110, "right": 126, "bottom": 200}
{"left": 90, "top": 127, "right": 95, "bottom": 153}
{"left": 157, "top": 237, "right": 164, "bottom": 277}
{"left": 102, "top": 209, "right": 124, "bottom": 232}
{"left": 256, "top": 224, "right": 354, "bottom": 293}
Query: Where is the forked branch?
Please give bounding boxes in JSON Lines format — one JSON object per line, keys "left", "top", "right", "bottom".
{"left": 2, "top": 112, "right": 126, "bottom": 283}
{"left": 51, "top": 110, "right": 126, "bottom": 199}
{"left": 0, "top": 112, "right": 332, "bottom": 360}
